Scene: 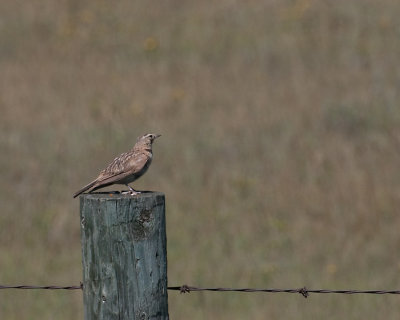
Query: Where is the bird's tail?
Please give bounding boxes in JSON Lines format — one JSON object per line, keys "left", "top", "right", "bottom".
{"left": 73, "top": 180, "right": 97, "bottom": 198}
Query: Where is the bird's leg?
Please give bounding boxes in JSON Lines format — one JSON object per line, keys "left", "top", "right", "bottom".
{"left": 121, "top": 184, "right": 141, "bottom": 196}
{"left": 127, "top": 184, "right": 140, "bottom": 193}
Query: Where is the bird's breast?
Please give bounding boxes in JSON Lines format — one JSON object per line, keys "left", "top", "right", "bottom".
{"left": 123, "top": 154, "right": 152, "bottom": 184}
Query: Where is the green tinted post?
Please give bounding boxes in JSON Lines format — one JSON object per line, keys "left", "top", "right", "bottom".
{"left": 79, "top": 192, "right": 169, "bottom": 320}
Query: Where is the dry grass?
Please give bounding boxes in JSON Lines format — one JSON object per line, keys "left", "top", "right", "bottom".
{"left": 1, "top": 0, "right": 400, "bottom": 319}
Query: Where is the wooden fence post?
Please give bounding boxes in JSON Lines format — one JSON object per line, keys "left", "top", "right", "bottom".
{"left": 79, "top": 192, "right": 169, "bottom": 320}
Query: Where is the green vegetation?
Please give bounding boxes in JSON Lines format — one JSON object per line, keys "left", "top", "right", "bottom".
{"left": 0, "top": 0, "right": 400, "bottom": 319}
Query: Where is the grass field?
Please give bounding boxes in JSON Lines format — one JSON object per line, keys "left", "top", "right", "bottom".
{"left": 1, "top": 0, "right": 400, "bottom": 319}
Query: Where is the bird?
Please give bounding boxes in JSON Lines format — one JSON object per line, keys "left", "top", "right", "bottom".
{"left": 73, "top": 133, "right": 161, "bottom": 198}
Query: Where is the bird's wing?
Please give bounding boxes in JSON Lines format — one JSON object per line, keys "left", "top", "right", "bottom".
{"left": 94, "top": 151, "right": 149, "bottom": 185}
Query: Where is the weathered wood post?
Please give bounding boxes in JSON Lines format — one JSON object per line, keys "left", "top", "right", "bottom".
{"left": 79, "top": 192, "right": 169, "bottom": 320}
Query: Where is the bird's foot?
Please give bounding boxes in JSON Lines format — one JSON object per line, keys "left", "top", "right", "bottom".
{"left": 121, "top": 190, "right": 141, "bottom": 196}
{"left": 122, "top": 185, "right": 141, "bottom": 196}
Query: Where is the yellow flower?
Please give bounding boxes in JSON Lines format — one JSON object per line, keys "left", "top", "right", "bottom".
{"left": 171, "top": 88, "right": 185, "bottom": 101}
{"left": 325, "top": 263, "right": 337, "bottom": 275}
{"left": 144, "top": 37, "right": 159, "bottom": 52}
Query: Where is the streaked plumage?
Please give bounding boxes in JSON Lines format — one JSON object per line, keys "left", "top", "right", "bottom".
{"left": 73, "top": 133, "right": 161, "bottom": 198}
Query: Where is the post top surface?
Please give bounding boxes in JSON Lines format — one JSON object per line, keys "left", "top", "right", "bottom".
{"left": 79, "top": 191, "right": 164, "bottom": 200}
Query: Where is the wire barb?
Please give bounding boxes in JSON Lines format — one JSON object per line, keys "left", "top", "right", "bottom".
{"left": 298, "top": 287, "right": 309, "bottom": 298}
{"left": 180, "top": 285, "right": 191, "bottom": 294}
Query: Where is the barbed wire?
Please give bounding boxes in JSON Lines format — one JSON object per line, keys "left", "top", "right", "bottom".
{"left": 168, "top": 285, "right": 400, "bottom": 298}
{"left": 0, "top": 284, "right": 82, "bottom": 290}
{"left": 1, "top": 283, "right": 399, "bottom": 298}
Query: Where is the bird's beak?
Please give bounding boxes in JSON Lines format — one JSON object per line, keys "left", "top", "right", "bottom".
{"left": 154, "top": 134, "right": 161, "bottom": 139}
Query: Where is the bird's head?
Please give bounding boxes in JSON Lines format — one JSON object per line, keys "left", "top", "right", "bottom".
{"left": 134, "top": 133, "right": 161, "bottom": 150}
{"left": 139, "top": 133, "right": 161, "bottom": 143}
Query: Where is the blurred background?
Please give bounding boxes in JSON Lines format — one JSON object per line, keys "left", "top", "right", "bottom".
{"left": 1, "top": 0, "right": 400, "bottom": 319}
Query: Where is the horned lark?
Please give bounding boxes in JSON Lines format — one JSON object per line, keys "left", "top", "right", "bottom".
{"left": 73, "top": 133, "right": 161, "bottom": 198}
